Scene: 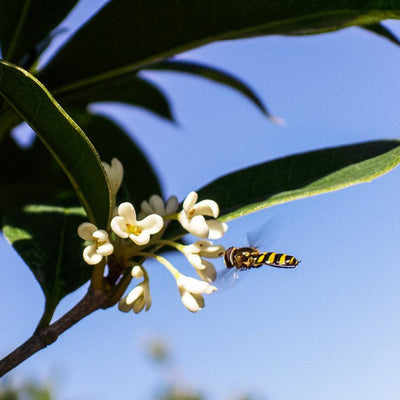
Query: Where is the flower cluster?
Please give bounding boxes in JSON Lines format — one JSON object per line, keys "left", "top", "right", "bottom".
{"left": 77, "top": 158, "right": 228, "bottom": 313}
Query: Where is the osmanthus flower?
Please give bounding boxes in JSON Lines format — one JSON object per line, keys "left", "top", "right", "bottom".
{"left": 139, "top": 194, "right": 179, "bottom": 219}
{"left": 77, "top": 222, "right": 114, "bottom": 265}
{"left": 118, "top": 266, "right": 151, "bottom": 313}
{"left": 182, "top": 240, "right": 225, "bottom": 282}
{"left": 111, "top": 202, "right": 164, "bottom": 245}
{"left": 102, "top": 158, "right": 123, "bottom": 197}
{"left": 176, "top": 273, "right": 217, "bottom": 313}
{"left": 178, "top": 191, "right": 227, "bottom": 239}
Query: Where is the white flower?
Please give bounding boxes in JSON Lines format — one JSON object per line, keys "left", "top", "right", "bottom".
{"left": 102, "top": 158, "right": 123, "bottom": 197}
{"left": 118, "top": 281, "right": 152, "bottom": 313}
{"left": 131, "top": 265, "right": 144, "bottom": 279}
{"left": 119, "top": 266, "right": 151, "bottom": 313}
{"left": 77, "top": 222, "right": 114, "bottom": 265}
{"left": 178, "top": 191, "right": 227, "bottom": 239}
{"left": 111, "top": 202, "right": 164, "bottom": 245}
{"left": 139, "top": 194, "right": 179, "bottom": 218}
{"left": 182, "top": 240, "right": 225, "bottom": 282}
{"left": 176, "top": 274, "right": 217, "bottom": 313}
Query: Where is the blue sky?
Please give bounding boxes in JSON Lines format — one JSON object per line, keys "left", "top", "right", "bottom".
{"left": 1, "top": 2, "right": 400, "bottom": 399}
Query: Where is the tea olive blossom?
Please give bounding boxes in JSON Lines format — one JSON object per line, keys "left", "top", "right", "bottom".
{"left": 102, "top": 158, "right": 123, "bottom": 198}
{"left": 182, "top": 240, "right": 225, "bottom": 282}
{"left": 111, "top": 202, "right": 164, "bottom": 245}
{"left": 77, "top": 160, "right": 227, "bottom": 312}
{"left": 118, "top": 266, "right": 152, "bottom": 313}
{"left": 176, "top": 274, "right": 217, "bottom": 313}
{"left": 178, "top": 191, "right": 227, "bottom": 239}
{"left": 77, "top": 222, "right": 113, "bottom": 265}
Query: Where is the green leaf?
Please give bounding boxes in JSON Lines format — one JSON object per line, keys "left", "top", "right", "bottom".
{"left": 36, "top": 0, "right": 400, "bottom": 91}
{"left": 0, "top": 0, "right": 78, "bottom": 64}
{"left": 197, "top": 140, "right": 400, "bottom": 221}
{"left": 146, "top": 60, "right": 280, "bottom": 122}
{"left": 362, "top": 23, "right": 400, "bottom": 46}
{"left": 74, "top": 112, "right": 163, "bottom": 208}
{"left": 58, "top": 73, "right": 174, "bottom": 121}
{"left": 2, "top": 205, "right": 91, "bottom": 318}
{"left": 0, "top": 60, "right": 111, "bottom": 228}
{"left": 0, "top": 135, "right": 76, "bottom": 217}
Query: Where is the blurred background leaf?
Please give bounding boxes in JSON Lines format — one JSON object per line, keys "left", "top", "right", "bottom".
{"left": 36, "top": 0, "right": 400, "bottom": 91}
{"left": 58, "top": 73, "right": 174, "bottom": 122}
{"left": 145, "top": 60, "right": 279, "bottom": 122}
{"left": 0, "top": 0, "right": 78, "bottom": 65}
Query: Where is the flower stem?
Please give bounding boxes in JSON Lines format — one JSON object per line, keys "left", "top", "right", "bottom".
{"left": 152, "top": 239, "right": 184, "bottom": 251}
{"left": 163, "top": 212, "right": 178, "bottom": 220}
{"left": 135, "top": 251, "right": 180, "bottom": 279}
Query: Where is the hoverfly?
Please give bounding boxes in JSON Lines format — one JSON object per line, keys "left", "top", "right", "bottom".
{"left": 214, "top": 246, "right": 300, "bottom": 290}
{"left": 224, "top": 246, "right": 300, "bottom": 271}
{"left": 214, "top": 220, "right": 300, "bottom": 289}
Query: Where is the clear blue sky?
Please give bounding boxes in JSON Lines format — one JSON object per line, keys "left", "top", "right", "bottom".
{"left": 1, "top": 2, "right": 400, "bottom": 399}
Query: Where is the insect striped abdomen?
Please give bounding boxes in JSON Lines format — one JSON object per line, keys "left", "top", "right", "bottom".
{"left": 256, "top": 252, "right": 299, "bottom": 268}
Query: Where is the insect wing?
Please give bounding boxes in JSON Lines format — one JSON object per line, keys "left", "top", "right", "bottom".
{"left": 246, "top": 217, "right": 280, "bottom": 248}
{"left": 214, "top": 267, "right": 241, "bottom": 291}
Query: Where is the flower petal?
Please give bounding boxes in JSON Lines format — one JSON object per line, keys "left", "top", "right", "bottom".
{"left": 165, "top": 195, "right": 179, "bottom": 214}
{"left": 195, "top": 260, "right": 217, "bottom": 283}
{"left": 83, "top": 244, "right": 103, "bottom": 265}
{"left": 206, "top": 220, "right": 228, "bottom": 239}
{"left": 192, "top": 199, "right": 219, "bottom": 218}
{"left": 181, "top": 215, "right": 209, "bottom": 238}
{"left": 97, "top": 242, "right": 114, "bottom": 256}
{"left": 143, "top": 284, "right": 152, "bottom": 311}
{"left": 139, "top": 200, "right": 153, "bottom": 217}
{"left": 186, "top": 253, "right": 204, "bottom": 269}
{"left": 199, "top": 244, "right": 225, "bottom": 258}
{"left": 129, "top": 232, "right": 151, "bottom": 245}
{"left": 189, "top": 240, "right": 213, "bottom": 254}
{"left": 149, "top": 194, "right": 165, "bottom": 215}
{"left": 133, "top": 296, "right": 146, "bottom": 313}
{"left": 177, "top": 275, "right": 214, "bottom": 294}
{"left": 92, "top": 229, "right": 109, "bottom": 242}
{"left": 126, "top": 285, "right": 144, "bottom": 305}
{"left": 131, "top": 265, "right": 144, "bottom": 279}
{"left": 77, "top": 222, "right": 97, "bottom": 240}
{"left": 110, "top": 158, "right": 123, "bottom": 191}
{"left": 102, "top": 158, "right": 124, "bottom": 195}
{"left": 180, "top": 289, "right": 203, "bottom": 313}
{"left": 182, "top": 191, "right": 198, "bottom": 214}
{"left": 111, "top": 216, "right": 129, "bottom": 238}
{"left": 137, "top": 214, "right": 164, "bottom": 234}
{"left": 118, "top": 296, "right": 132, "bottom": 312}
{"left": 118, "top": 202, "right": 137, "bottom": 224}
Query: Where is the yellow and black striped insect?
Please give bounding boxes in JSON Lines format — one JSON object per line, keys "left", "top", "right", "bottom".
{"left": 224, "top": 246, "right": 300, "bottom": 271}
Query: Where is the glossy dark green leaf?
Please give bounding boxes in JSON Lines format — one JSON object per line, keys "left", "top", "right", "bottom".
{"left": 146, "top": 60, "right": 279, "bottom": 122}
{"left": 37, "top": 0, "right": 400, "bottom": 91}
{"left": 362, "top": 23, "right": 400, "bottom": 46}
{"left": 2, "top": 205, "right": 91, "bottom": 316}
{"left": 0, "top": 0, "right": 78, "bottom": 64}
{"left": 197, "top": 140, "right": 400, "bottom": 221}
{"left": 74, "top": 112, "right": 163, "bottom": 208}
{"left": 0, "top": 135, "right": 76, "bottom": 217}
{"left": 0, "top": 60, "right": 111, "bottom": 228}
{"left": 58, "top": 73, "right": 173, "bottom": 121}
